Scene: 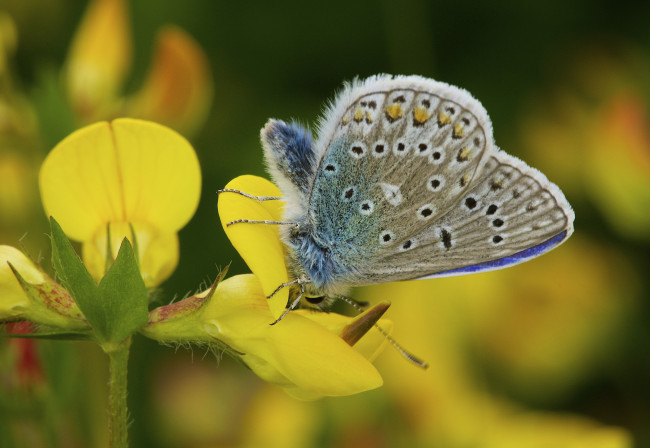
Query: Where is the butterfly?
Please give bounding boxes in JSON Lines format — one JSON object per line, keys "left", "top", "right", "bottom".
{"left": 226, "top": 74, "right": 574, "bottom": 314}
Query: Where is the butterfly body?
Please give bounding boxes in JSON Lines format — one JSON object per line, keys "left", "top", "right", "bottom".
{"left": 260, "top": 75, "right": 574, "bottom": 303}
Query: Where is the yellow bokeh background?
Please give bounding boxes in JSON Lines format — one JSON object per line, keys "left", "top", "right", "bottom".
{"left": 0, "top": 0, "right": 648, "bottom": 447}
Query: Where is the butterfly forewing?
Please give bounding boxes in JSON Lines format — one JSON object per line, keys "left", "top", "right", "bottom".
{"left": 306, "top": 75, "right": 573, "bottom": 287}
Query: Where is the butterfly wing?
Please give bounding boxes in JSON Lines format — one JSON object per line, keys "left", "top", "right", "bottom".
{"left": 307, "top": 75, "right": 574, "bottom": 288}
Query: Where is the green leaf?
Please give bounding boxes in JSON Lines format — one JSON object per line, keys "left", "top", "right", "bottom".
{"left": 49, "top": 217, "right": 106, "bottom": 339}
{"left": 97, "top": 238, "right": 149, "bottom": 342}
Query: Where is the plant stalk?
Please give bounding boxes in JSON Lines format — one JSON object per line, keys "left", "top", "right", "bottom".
{"left": 104, "top": 337, "right": 131, "bottom": 448}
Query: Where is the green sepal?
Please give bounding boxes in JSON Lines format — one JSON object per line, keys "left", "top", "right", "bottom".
{"left": 7, "top": 261, "right": 90, "bottom": 331}
{"left": 97, "top": 237, "right": 149, "bottom": 342}
{"left": 49, "top": 217, "right": 105, "bottom": 336}
{"left": 49, "top": 217, "right": 148, "bottom": 342}
{"left": 140, "top": 264, "right": 230, "bottom": 343}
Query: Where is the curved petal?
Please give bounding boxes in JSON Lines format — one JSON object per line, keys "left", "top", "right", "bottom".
{"left": 218, "top": 176, "right": 288, "bottom": 319}
{"left": 82, "top": 222, "right": 179, "bottom": 287}
{"left": 126, "top": 26, "right": 213, "bottom": 136}
{"left": 295, "top": 308, "right": 393, "bottom": 362}
{"left": 0, "top": 246, "right": 44, "bottom": 319}
{"left": 202, "top": 275, "right": 382, "bottom": 397}
{"left": 263, "top": 314, "right": 383, "bottom": 397}
{"left": 40, "top": 121, "right": 122, "bottom": 240}
{"left": 40, "top": 119, "right": 201, "bottom": 241}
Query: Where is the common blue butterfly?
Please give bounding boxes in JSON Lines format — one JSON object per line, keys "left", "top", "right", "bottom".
{"left": 225, "top": 75, "right": 574, "bottom": 314}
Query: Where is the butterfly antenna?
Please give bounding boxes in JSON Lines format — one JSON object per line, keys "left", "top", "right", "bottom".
{"left": 335, "top": 295, "right": 429, "bottom": 369}
{"left": 373, "top": 324, "right": 429, "bottom": 369}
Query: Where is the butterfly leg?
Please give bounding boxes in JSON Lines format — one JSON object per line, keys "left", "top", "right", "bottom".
{"left": 218, "top": 188, "right": 283, "bottom": 201}
{"left": 267, "top": 278, "right": 311, "bottom": 299}
{"left": 219, "top": 189, "right": 294, "bottom": 226}
{"left": 226, "top": 218, "right": 296, "bottom": 227}
{"left": 270, "top": 281, "right": 308, "bottom": 325}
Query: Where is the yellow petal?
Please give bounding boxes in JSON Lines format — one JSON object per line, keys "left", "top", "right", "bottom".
{"left": 39, "top": 119, "right": 201, "bottom": 241}
{"left": 218, "top": 176, "right": 288, "bottom": 319}
{"left": 264, "top": 314, "right": 383, "bottom": 397}
{"left": 126, "top": 26, "right": 213, "bottom": 136}
{"left": 202, "top": 274, "right": 382, "bottom": 397}
{"left": 295, "top": 305, "right": 393, "bottom": 362}
{"left": 0, "top": 245, "right": 44, "bottom": 320}
{"left": 64, "top": 0, "right": 131, "bottom": 120}
{"left": 82, "top": 222, "right": 179, "bottom": 287}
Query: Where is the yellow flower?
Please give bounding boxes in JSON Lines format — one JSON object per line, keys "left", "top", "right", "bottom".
{"left": 64, "top": 0, "right": 212, "bottom": 135}
{"left": 204, "top": 274, "right": 386, "bottom": 400}
{"left": 143, "top": 175, "right": 390, "bottom": 399}
{"left": 0, "top": 245, "right": 87, "bottom": 329}
{"left": 142, "top": 274, "right": 388, "bottom": 400}
{"left": 39, "top": 118, "right": 201, "bottom": 287}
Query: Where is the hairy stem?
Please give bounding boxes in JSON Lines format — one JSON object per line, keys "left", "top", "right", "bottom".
{"left": 103, "top": 337, "right": 131, "bottom": 448}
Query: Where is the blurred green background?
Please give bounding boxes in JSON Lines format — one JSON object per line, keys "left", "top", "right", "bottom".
{"left": 1, "top": 0, "right": 649, "bottom": 447}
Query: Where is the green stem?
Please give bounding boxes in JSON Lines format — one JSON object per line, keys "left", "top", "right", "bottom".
{"left": 103, "top": 337, "right": 131, "bottom": 448}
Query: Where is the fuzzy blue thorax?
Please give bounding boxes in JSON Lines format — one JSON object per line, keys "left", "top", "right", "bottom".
{"left": 262, "top": 120, "right": 352, "bottom": 295}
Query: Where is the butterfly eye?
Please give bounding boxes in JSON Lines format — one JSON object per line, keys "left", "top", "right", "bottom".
{"left": 305, "top": 296, "right": 325, "bottom": 305}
